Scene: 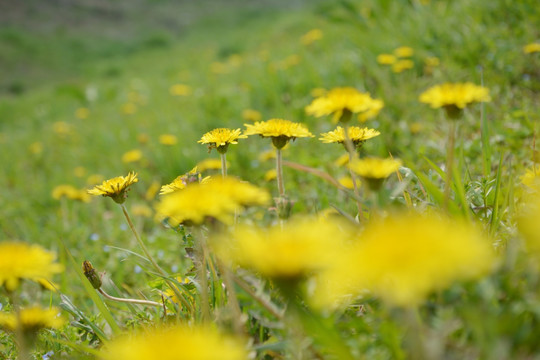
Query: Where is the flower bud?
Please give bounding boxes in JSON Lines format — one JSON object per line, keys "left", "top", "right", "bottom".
{"left": 82, "top": 260, "right": 102, "bottom": 289}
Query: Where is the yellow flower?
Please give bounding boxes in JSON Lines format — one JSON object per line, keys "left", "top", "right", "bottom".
{"left": 0, "top": 306, "right": 65, "bottom": 333}
{"left": 53, "top": 121, "right": 74, "bottom": 136}
{"left": 160, "top": 168, "right": 201, "bottom": 195}
{"left": 305, "top": 87, "right": 384, "bottom": 123}
{"left": 214, "top": 217, "right": 351, "bottom": 280}
{"left": 520, "top": 167, "right": 540, "bottom": 189}
{"left": 0, "top": 242, "right": 63, "bottom": 291}
{"left": 159, "top": 134, "right": 178, "bottom": 146}
{"left": 28, "top": 141, "right": 43, "bottom": 155}
{"left": 87, "top": 172, "right": 138, "bottom": 204}
{"left": 169, "top": 84, "right": 192, "bottom": 96}
{"left": 210, "top": 61, "right": 229, "bottom": 74}
{"left": 137, "top": 133, "right": 150, "bottom": 144}
{"left": 75, "top": 107, "right": 90, "bottom": 120}
{"left": 338, "top": 176, "right": 356, "bottom": 190}
{"left": 425, "top": 56, "right": 440, "bottom": 67}
{"left": 155, "top": 177, "right": 269, "bottom": 226}
{"left": 197, "top": 158, "right": 224, "bottom": 172}
{"left": 319, "top": 126, "right": 380, "bottom": 148}
{"left": 122, "top": 149, "right": 143, "bottom": 163}
{"left": 394, "top": 46, "right": 414, "bottom": 58}
{"left": 131, "top": 204, "right": 153, "bottom": 218}
{"left": 358, "top": 98, "right": 384, "bottom": 122}
{"left": 376, "top": 54, "right": 397, "bottom": 65}
{"left": 310, "top": 87, "right": 327, "bottom": 97}
{"left": 392, "top": 59, "right": 414, "bottom": 73}
{"left": 334, "top": 153, "right": 350, "bottom": 167}
{"left": 313, "top": 213, "right": 495, "bottom": 308}
{"left": 349, "top": 157, "right": 401, "bottom": 190}
{"left": 244, "top": 119, "right": 314, "bottom": 149}
{"left": 121, "top": 103, "right": 137, "bottom": 115}
{"left": 87, "top": 174, "right": 105, "bottom": 185}
{"left": 74, "top": 166, "right": 86, "bottom": 178}
{"left": 301, "top": 29, "right": 323, "bottom": 45}
{"left": 419, "top": 82, "right": 491, "bottom": 110}
{"left": 258, "top": 149, "right": 277, "bottom": 162}
{"left": 241, "top": 109, "right": 262, "bottom": 122}
{"left": 145, "top": 180, "right": 161, "bottom": 200}
{"left": 198, "top": 128, "right": 247, "bottom": 154}
{"left": 518, "top": 191, "right": 540, "bottom": 256}
{"left": 162, "top": 277, "right": 191, "bottom": 306}
{"left": 100, "top": 325, "right": 247, "bottom": 360}
{"left": 52, "top": 185, "right": 91, "bottom": 203}
{"left": 523, "top": 43, "right": 540, "bottom": 54}
{"left": 264, "top": 169, "right": 277, "bottom": 182}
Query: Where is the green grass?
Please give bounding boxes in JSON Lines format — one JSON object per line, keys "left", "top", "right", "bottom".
{"left": 1, "top": 0, "right": 540, "bottom": 358}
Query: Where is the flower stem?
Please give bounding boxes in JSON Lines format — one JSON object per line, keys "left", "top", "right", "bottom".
{"left": 195, "top": 227, "right": 211, "bottom": 322}
{"left": 216, "top": 259, "right": 245, "bottom": 335}
{"left": 444, "top": 120, "right": 456, "bottom": 212}
{"left": 220, "top": 153, "right": 227, "bottom": 178}
{"left": 342, "top": 123, "right": 363, "bottom": 220}
{"left": 98, "top": 288, "right": 161, "bottom": 307}
{"left": 276, "top": 148, "right": 285, "bottom": 197}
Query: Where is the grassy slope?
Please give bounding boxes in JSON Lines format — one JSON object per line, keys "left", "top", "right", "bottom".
{"left": 0, "top": 0, "right": 539, "bottom": 357}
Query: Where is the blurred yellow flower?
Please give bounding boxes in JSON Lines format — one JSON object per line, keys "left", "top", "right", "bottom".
{"left": 242, "top": 109, "right": 262, "bottom": 122}
{"left": 0, "top": 306, "right": 65, "bottom": 333}
{"left": 197, "top": 158, "right": 224, "bottom": 172}
{"left": 169, "top": 84, "right": 192, "bottom": 96}
{"left": 338, "top": 176, "right": 355, "bottom": 190}
{"left": 523, "top": 42, "right": 540, "bottom": 54}
{"left": 520, "top": 167, "right": 540, "bottom": 189}
{"left": 156, "top": 177, "right": 269, "bottom": 226}
{"left": 122, "top": 149, "right": 143, "bottom": 163}
{"left": 87, "top": 172, "right": 138, "bottom": 204}
{"left": 392, "top": 59, "right": 414, "bottom": 73}
{"left": 137, "top": 133, "right": 150, "bottom": 145}
{"left": 210, "top": 61, "right": 229, "bottom": 74}
{"left": 313, "top": 213, "right": 495, "bottom": 308}
{"left": 376, "top": 54, "right": 397, "bottom": 65}
{"left": 349, "top": 157, "right": 401, "bottom": 190}
{"left": 159, "top": 134, "right": 178, "bottom": 145}
{"left": 160, "top": 168, "right": 201, "bottom": 195}
{"left": 121, "top": 103, "right": 137, "bottom": 115}
{"left": 306, "top": 87, "right": 384, "bottom": 123}
{"left": 301, "top": 29, "right": 323, "bottom": 45}
{"left": 264, "top": 169, "right": 277, "bottom": 182}
{"left": 52, "top": 185, "right": 91, "bottom": 203}
{"left": 258, "top": 149, "right": 277, "bottom": 162}
{"left": 28, "top": 142, "right": 43, "bottom": 155}
{"left": 0, "top": 242, "right": 63, "bottom": 291}
{"left": 334, "top": 153, "right": 350, "bottom": 167}
{"left": 74, "top": 166, "right": 86, "bottom": 178}
{"left": 244, "top": 119, "right": 314, "bottom": 149}
{"left": 425, "top": 56, "right": 440, "bottom": 67}
{"left": 100, "top": 325, "right": 248, "bottom": 360}
{"left": 131, "top": 204, "right": 153, "bottom": 218}
{"left": 87, "top": 174, "right": 105, "bottom": 186}
{"left": 310, "top": 87, "right": 327, "bottom": 97}
{"left": 162, "top": 277, "right": 191, "bottom": 306}
{"left": 53, "top": 121, "right": 74, "bottom": 136}
{"left": 214, "top": 217, "right": 352, "bottom": 280}
{"left": 518, "top": 191, "right": 540, "bottom": 255}
{"left": 145, "top": 180, "right": 161, "bottom": 200}
{"left": 75, "top": 107, "right": 90, "bottom": 120}
{"left": 319, "top": 126, "right": 380, "bottom": 147}
{"left": 198, "top": 128, "right": 247, "bottom": 154}
{"left": 419, "top": 82, "right": 490, "bottom": 109}
{"left": 394, "top": 46, "right": 414, "bottom": 57}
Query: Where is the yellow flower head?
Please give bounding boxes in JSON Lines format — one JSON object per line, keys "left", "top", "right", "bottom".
{"left": 520, "top": 166, "right": 540, "bottom": 190}
{"left": 214, "top": 217, "right": 352, "bottom": 281}
{"left": 313, "top": 213, "right": 495, "bottom": 308}
{"left": 392, "top": 59, "right": 414, "bottom": 73}
{"left": 242, "top": 109, "right": 262, "bottom": 122}
{"left": 244, "top": 119, "right": 314, "bottom": 149}
{"left": 523, "top": 43, "right": 540, "bottom": 54}
{"left": 88, "top": 172, "right": 138, "bottom": 204}
{"left": 160, "top": 168, "right": 201, "bottom": 195}
{"left": 169, "top": 84, "right": 192, "bottom": 96}
{"left": 518, "top": 191, "right": 540, "bottom": 256}
{"left": 264, "top": 169, "right": 277, "bottom": 182}
{"left": 376, "top": 54, "right": 397, "bottom": 65}
{"left": 131, "top": 204, "right": 153, "bottom": 218}
{"left": 349, "top": 157, "right": 402, "bottom": 190}
{"left": 159, "top": 134, "right": 178, "bottom": 146}
{"left": 334, "top": 153, "right": 350, "bottom": 167}
{"left": 425, "top": 56, "right": 440, "bottom": 67}
{"left": 319, "top": 126, "right": 380, "bottom": 148}
{"left": 162, "top": 277, "right": 191, "bottom": 305}
{"left": 0, "top": 242, "right": 63, "bottom": 291}
{"left": 100, "top": 325, "right": 248, "bottom": 360}
{"left": 419, "top": 82, "right": 491, "bottom": 110}
{"left": 197, "top": 158, "right": 225, "bottom": 172}
{"left": 338, "top": 176, "right": 356, "bottom": 190}
{"left": 301, "top": 29, "right": 323, "bottom": 45}
{"left": 0, "top": 306, "right": 65, "bottom": 333}
{"left": 52, "top": 185, "right": 91, "bottom": 202}
{"left": 122, "top": 149, "right": 143, "bottom": 163}
{"left": 305, "top": 87, "right": 384, "bottom": 123}
{"left": 394, "top": 46, "right": 414, "bottom": 58}
{"left": 155, "top": 177, "right": 269, "bottom": 226}
{"left": 198, "top": 128, "right": 247, "bottom": 154}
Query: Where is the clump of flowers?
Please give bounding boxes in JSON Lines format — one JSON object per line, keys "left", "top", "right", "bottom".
{"left": 0, "top": 306, "right": 65, "bottom": 334}
{"left": 394, "top": 46, "right": 414, "bottom": 58}
{"left": 155, "top": 176, "right": 269, "bottom": 226}
{"left": 88, "top": 172, "right": 138, "bottom": 204}
{"left": 244, "top": 118, "right": 313, "bottom": 149}
{"left": 301, "top": 29, "right": 323, "bottom": 45}
{"left": 305, "top": 87, "right": 383, "bottom": 123}
{"left": 349, "top": 157, "right": 401, "bottom": 190}
{"left": 100, "top": 325, "right": 248, "bottom": 360}
{"left": 523, "top": 42, "right": 540, "bottom": 54}
{"left": 419, "top": 82, "right": 490, "bottom": 118}
{"left": 319, "top": 126, "right": 380, "bottom": 150}
{"left": 392, "top": 59, "right": 414, "bottom": 73}
{"left": 0, "top": 242, "right": 63, "bottom": 291}
{"left": 376, "top": 54, "right": 396, "bottom": 65}
{"left": 198, "top": 128, "right": 247, "bottom": 154}
{"left": 122, "top": 149, "right": 143, "bottom": 164}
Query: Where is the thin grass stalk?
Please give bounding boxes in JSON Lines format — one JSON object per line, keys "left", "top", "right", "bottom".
{"left": 220, "top": 153, "right": 227, "bottom": 178}
{"left": 216, "top": 259, "right": 245, "bottom": 335}
{"left": 276, "top": 148, "right": 285, "bottom": 197}
{"left": 443, "top": 120, "right": 456, "bottom": 212}
{"left": 195, "top": 227, "right": 211, "bottom": 322}
{"left": 342, "top": 123, "right": 363, "bottom": 219}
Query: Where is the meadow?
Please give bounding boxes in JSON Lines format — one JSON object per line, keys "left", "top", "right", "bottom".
{"left": 1, "top": 0, "right": 540, "bottom": 359}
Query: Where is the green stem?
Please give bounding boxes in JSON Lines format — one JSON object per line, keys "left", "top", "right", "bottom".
{"left": 342, "top": 124, "right": 363, "bottom": 220}
{"left": 216, "top": 260, "right": 245, "bottom": 335}
{"left": 195, "top": 227, "right": 211, "bottom": 322}
{"left": 444, "top": 120, "right": 456, "bottom": 212}
{"left": 233, "top": 275, "right": 284, "bottom": 319}
{"left": 276, "top": 148, "right": 285, "bottom": 197}
{"left": 220, "top": 153, "right": 227, "bottom": 178}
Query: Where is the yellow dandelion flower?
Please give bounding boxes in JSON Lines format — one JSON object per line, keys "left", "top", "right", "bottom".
{"left": 87, "top": 172, "right": 138, "bottom": 204}
{"left": 394, "top": 46, "right": 414, "bottom": 58}
{"left": 156, "top": 177, "right": 269, "bottom": 226}
{"left": 409, "top": 122, "right": 423, "bottom": 134}
{"left": 145, "top": 180, "right": 161, "bottom": 200}
{"left": 244, "top": 118, "right": 314, "bottom": 149}
{"left": 319, "top": 126, "right": 380, "bottom": 148}
{"left": 122, "top": 149, "right": 143, "bottom": 163}
{"left": 162, "top": 277, "right": 191, "bottom": 306}
{"left": 28, "top": 141, "right": 43, "bottom": 155}
{"left": 338, "top": 176, "right": 356, "bottom": 190}
{"left": 376, "top": 54, "right": 397, "bottom": 65}
{"left": 357, "top": 98, "right": 384, "bottom": 122}
{"left": 392, "top": 59, "right": 414, "bottom": 73}
{"left": 198, "top": 128, "right": 247, "bottom": 154}
{"left": 74, "top": 166, "right": 86, "bottom": 178}
{"left": 419, "top": 82, "right": 491, "bottom": 113}
{"left": 197, "top": 158, "right": 224, "bottom": 172}
{"left": 349, "top": 157, "right": 402, "bottom": 190}
{"left": 242, "top": 109, "right": 262, "bottom": 122}
{"left": 75, "top": 107, "right": 90, "bottom": 120}
{"left": 169, "top": 84, "right": 192, "bottom": 96}
{"left": 520, "top": 167, "right": 540, "bottom": 189}
{"left": 0, "top": 242, "right": 63, "bottom": 291}
{"left": 301, "top": 29, "right": 323, "bottom": 45}
{"left": 52, "top": 185, "right": 91, "bottom": 203}
{"left": 228, "top": 54, "right": 243, "bottom": 67}
{"left": 0, "top": 306, "right": 65, "bottom": 333}
{"left": 87, "top": 174, "right": 105, "bottom": 185}
{"left": 121, "top": 103, "right": 137, "bottom": 115}
{"left": 137, "top": 133, "right": 150, "bottom": 144}
{"left": 305, "top": 87, "right": 384, "bottom": 123}
{"left": 264, "top": 169, "right": 277, "bottom": 182}
{"left": 518, "top": 191, "right": 540, "bottom": 256}
{"left": 159, "top": 134, "right": 178, "bottom": 145}
{"left": 425, "top": 56, "right": 440, "bottom": 67}
{"left": 334, "top": 153, "right": 350, "bottom": 167}
{"left": 523, "top": 42, "right": 540, "bottom": 54}
{"left": 258, "top": 149, "right": 277, "bottom": 162}
{"left": 160, "top": 176, "right": 187, "bottom": 195}
{"left": 214, "top": 217, "right": 352, "bottom": 281}
{"left": 314, "top": 213, "right": 495, "bottom": 308}
{"left": 100, "top": 325, "right": 247, "bottom": 360}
